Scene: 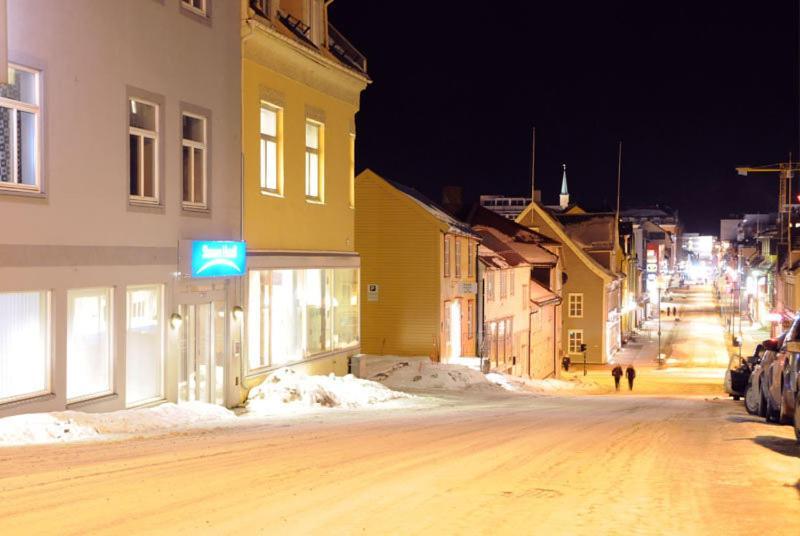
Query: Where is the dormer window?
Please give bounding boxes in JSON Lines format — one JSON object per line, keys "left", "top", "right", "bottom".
{"left": 305, "top": 0, "right": 324, "bottom": 46}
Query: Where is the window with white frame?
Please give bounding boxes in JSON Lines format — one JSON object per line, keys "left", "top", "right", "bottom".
{"left": 568, "top": 329, "right": 584, "bottom": 354}
{"left": 67, "top": 288, "right": 113, "bottom": 402}
{"left": 260, "top": 102, "right": 281, "bottom": 194}
{"left": 454, "top": 238, "right": 462, "bottom": 277}
{"left": 443, "top": 236, "right": 451, "bottom": 278}
{"left": 129, "top": 98, "right": 159, "bottom": 203}
{"left": 126, "top": 285, "right": 163, "bottom": 407}
{"left": 0, "top": 64, "right": 40, "bottom": 192}
{"left": 467, "top": 241, "right": 474, "bottom": 277}
{"left": 181, "top": 0, "right": 207, "bottom": 16}
{"left": 305, "top": 119, "right": 323, "bottom": 200}
{"left": 499, "top": 270, "right": 507, "bottom": 299}
{"left": 0, "top": 291, "right": 49, "bottom": 403}
{"left": 568, "top": 293, "right": 584, "bottom": 318}
{"left": 182, "top": 113, "right": 207, "bottom": 208}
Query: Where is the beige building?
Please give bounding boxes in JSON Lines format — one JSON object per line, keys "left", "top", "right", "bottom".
{"left": 0, "top": 0, "right": 242, "bottom": 416}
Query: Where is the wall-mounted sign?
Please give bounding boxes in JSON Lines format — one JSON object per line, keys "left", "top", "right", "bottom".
{"left": 647, "top": 263, "right": 658, "bottom": 273}
{"left": 367, "top": 283, "right": 379, "bottom": 302}
{"left": 459, "top": 282, "right": 478, "bottom": 294}
{"left": 190, "top": 241, "right": 246, "bottom": 278}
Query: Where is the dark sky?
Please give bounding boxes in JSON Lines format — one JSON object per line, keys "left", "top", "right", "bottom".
{"left": 329, "top": 1, "right": 799, "bottom": 234}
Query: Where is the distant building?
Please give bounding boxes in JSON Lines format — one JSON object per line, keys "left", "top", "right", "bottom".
{"left": 480, "top": 195, "right": 533, "bottom": 220}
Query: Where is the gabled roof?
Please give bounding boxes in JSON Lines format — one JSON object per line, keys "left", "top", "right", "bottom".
{"left": 475, "top": 230, "right": 530, "bottom": 268}
{"left": 358, "top": 170, "right": 480, "bottom": 239}
{"left": 466, "top": 205, "right": 559, "bottom": 246}
{"left": 530, "top": 280, "right": 561, "bottom": 307}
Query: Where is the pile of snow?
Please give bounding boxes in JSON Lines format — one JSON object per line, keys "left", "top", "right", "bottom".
{"left": 0, "top": 402, "right": 235, "bottom": 446}
{"left": 245, "top": 368, "right": 412, "bottom": 414}
{"left": 366, "top": 357, "right": 498, "bottom": 392}
{"left": 486, "top": 372, "right": 598, "bottom": 393}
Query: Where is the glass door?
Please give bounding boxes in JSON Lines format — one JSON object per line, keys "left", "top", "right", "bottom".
{"left": 179, "top": 301, "right": 226, "bottom": 405}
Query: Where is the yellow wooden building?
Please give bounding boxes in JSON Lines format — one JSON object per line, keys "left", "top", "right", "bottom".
{"left": 355, "top": 170, "right": 480, "bottom": 360}
{"left": 240, "top": 0, "right": 369, "bottom": 393}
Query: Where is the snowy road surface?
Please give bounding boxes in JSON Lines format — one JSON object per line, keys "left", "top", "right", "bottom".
{"left": 0, "top": 394, "right": 798, "bottom": 535}
{"left": 0, "top": 285, "right": 798, "bottom": 534}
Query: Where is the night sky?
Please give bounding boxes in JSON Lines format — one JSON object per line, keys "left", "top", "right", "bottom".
{"left": 329, "top": 1, "right": 799, "bottom": 234}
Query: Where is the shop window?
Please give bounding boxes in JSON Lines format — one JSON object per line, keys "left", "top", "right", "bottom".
{"left": 247, "top": 268, "right": 359, "bottom": 373}
{"left": 67, "top": 288, "right": 113, "bottom": 402}
{"left": 0, "top": 64, "right": 40, "bottom": 193}
{"left": 126, "top": 285, "right": 163, "bottom": 406}
{"left": 182, "top": 113, "right": 207, "bottom": 209}
{"left": 0, "top": 291, "right": 49, "bottom": 403}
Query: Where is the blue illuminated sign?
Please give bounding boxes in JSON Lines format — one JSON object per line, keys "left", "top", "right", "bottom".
{"left": 190, "top": 241, "right": 246, "bottom": 278}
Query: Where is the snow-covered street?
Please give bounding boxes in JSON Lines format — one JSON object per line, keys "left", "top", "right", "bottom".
{"left": 0, "top": 285, "right": 798, "bottom": 534}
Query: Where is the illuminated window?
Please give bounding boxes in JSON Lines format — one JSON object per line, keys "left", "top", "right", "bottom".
{"left": 0, "top": 64, "right": 40, "bottom": 193}
{"left": 568, "top": 329, "right": 584, "bottom": 354}
{"left": 0, "top": 291, "right": 49, "bottom": 403}
{"left": 568, "top": 293, "right": 584, "bottom": 318}
{"left": 260, "top": 102, "right": 281, "bottom": 194}
{"left": 467, "top": 241, "right": 475, "bottom": 277}
{"left": 182, "top": 113, "right": 207, "bottom": 208}
{"left": 305, "top": 120, "right": 323, "bottom": 201}
{"left": 126, "top": 285, "right": 163, "bottom": 406}
{"left": 129, "top": 98, "right": 159, "bottom": 203}
{"left": 67, "top": 288, "right": 113, "bottom": 402}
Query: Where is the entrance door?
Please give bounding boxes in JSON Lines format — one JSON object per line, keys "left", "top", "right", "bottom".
{"left": 180, "top": 300, "right": 226, "bottom": 405}
{"left": 449, "top": 300, "right": 462, "bottom": 358}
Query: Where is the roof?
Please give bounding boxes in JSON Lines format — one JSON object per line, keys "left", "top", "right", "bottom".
{"left": 365, "top": 173, "right": 479, "bottom": 239}
{"left": 467, "top": 206, "right": 559, "bottom": 266}
{"left": 466, "top": 205, "right": 560, "bottom": 246}
{"left": 530, "top": 279, "right": 561, "bottom": 307}
{"left": 475, "top": 230, "right": 530, "bottom": 269}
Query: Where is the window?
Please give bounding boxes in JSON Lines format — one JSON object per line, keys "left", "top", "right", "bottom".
{"left": 305, "top": 120, "right": 323, "bottom": 200}
{"left": 247, "top": 268, "right": 359, "bottom": 372}
{"left": 443, "top": 236, "right": 451, "bottom": 277}
{"left": 182, "top": 113, "right": 207, "bottom": 208}
{"left": 568, "top": 329, "right": 584, "bottom": 354}
{"left": 129, "top": 98, "right": 159, "bottom": 203}
{"left": 486, "top": 270, "right": 495, "bottom": 301}
{"left": 568, "top": 293, "right": 584, "bottom": 318}
{"left": 499, "top": 271, "right": 507, "bottom": 299}
{"left": 126, "top": 285, "right": 163, "bottom": 406}
{"left": 467, "top": 241, "right": 474, "bottom": 277}
{"left": 182, "top": 0, "right": 207, "bottom": 16}
{"left": 454, "top": 238, "right": 462, "bottom": 277}
{"left": 252, "top": 0, "right": 272, "bottom": 19}
{"left": 510, "top": 270, "right": 515, "bottom": 296}
{"left": 67, "top": 288, "right": 113, "bottom": 402}
{"left": 0, "top": 64, "right": 40, "bottom": 192}
{"left": 467, "top": 300, "right": 474, "bottom": 339}
{"left": 260, "top": 102, "right": 281, "bottom": 194}
{"left": 532, "top": 267, "right": 550, "bottom": 288}
{"left": 305, "top": 0, "right": 323, "bottom": 45}
{"left": 349, "top": 133, "right": 355, "bottom": 208}
{"left": 0, "top": 291, "right": 49, "bottom": 403}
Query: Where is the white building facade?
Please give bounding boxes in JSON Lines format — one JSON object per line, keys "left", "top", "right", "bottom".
{"left": 0, "top": 0, "right": 243, "bottom": 417}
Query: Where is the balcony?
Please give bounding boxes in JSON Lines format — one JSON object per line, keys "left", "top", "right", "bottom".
{"left": 328, "top": 23, "right": 367, "bottom": 75}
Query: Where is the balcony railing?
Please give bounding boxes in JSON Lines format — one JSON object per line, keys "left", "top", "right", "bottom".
{"left": 328, "top": 23, "right": 367, "bottom": 75}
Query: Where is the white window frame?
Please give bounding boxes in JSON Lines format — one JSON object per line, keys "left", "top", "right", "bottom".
{"left": 128, "top": 97, "right": 159, "bottom": 204}
{"left": 260, "top": 101, "right": 282, "bottom": 196}
{"left": 568, "top": 329, "right": 584, "bottom": 354}
{"left": 467, "top": 241, "right": 474, "bottom": 277}
{"left": 454, "top": 238, "right": 462, "bottom": 278}
{"left": 0, "top": 290, "right": 51, "bottom": 404}
{"left": 304, "top": 119, "right": 323, "bottom": 202}
{"left": 181, "top": 0, "right": 208, "bottom": 17}
{"left": 66, "top": 287, "right": 114, "bottom": 403}
{"left": 181, "top": 112, "right": 207, "bottom": 209}
{"left": 0, "top": 63, "right": 41, "bottom": 193}
{"left": 568, "top": 293, "right": 584, "bottom": 318}
{"left": 443, "top": 235, "right": 451, "bottom": 278}
{"left": 125, "top": 284, "right": 165, "bottom": 408}
{"left": 499, "top": 270, "right": 507, "bottom": 299}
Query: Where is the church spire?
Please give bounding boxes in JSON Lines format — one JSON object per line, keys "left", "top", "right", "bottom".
{"left": 559, "top": 163, "right": 570, "bottom": 209}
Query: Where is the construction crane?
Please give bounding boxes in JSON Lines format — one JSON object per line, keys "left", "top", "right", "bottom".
{"left": 736, "top": 161, "right": 800, "bottom": 246}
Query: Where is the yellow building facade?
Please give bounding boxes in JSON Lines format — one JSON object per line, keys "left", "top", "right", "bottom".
{"left": 240, "top": 0, "right": 369, "bottom": 395}
{"left": 355, "top": 170, "right": 479, "bottom": 360}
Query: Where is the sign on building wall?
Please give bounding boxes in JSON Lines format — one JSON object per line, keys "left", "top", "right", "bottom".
{"left": 190, "top": 241, "right": 246, "bottom": 278}
{"left": 367, "top": 283, "right": 379, "bottom": 302}
{"left": 459, "top": 282, "right": 478, "bottom": 294}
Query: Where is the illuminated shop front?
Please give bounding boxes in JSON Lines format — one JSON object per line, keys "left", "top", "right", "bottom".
{"left": 244, "top": 253, "right": 360, "bottom": 379}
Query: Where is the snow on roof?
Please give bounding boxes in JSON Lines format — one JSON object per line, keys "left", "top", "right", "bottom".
{"left": 467, "top": 205, "right": 560, "bottom": 246}
{"left": 386, "top": 179, "right": 480, "bottom": 238}
{"left": 529, "top": 279, "right": 560, "bottom": 306}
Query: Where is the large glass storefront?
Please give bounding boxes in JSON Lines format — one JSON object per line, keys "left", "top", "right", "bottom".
{"left": 247, "top": 268, "right": 359, "bottom": 372}
{"left": 0, "top": 291, "right": 49, "bottom": 403}
{"left": 125, "top": 285, "right": 164, "bottom": 406}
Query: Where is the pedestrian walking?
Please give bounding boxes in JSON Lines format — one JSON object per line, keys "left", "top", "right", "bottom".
{"left": 612, "top": 365, "right": 623, "bottom": 391}
{"left": 626, "top": 364, "right": 636, "bottom": 391}
{"left": 672, "top": 306, "right": 677, "bottom": 317}
{"left": 562, "top": 356, "right": 571, "bottom": 372}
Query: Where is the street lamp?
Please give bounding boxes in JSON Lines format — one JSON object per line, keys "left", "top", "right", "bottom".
{"left": 657, "top": 275, "right": 668, "bottom": 368}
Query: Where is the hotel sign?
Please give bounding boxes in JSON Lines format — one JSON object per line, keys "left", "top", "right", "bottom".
{"left": 190, "top": 241, "right": 246, "bottom": 278}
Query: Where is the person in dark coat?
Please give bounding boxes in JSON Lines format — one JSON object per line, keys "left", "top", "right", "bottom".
{"left": 612, "top": 365, "right": 623, "bottom": 391}
{"left": 562, "top": 356, "right": 571, "bottom": 372}
{"left": 626, "top": 364, "right": 636, "bottom": 391}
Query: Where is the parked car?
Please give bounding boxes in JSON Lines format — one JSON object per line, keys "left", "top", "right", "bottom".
{"left": 762, "top": 317, "right": 800, "bottom": 423}
{"left": 725, "top": 343, "right": 765, "bottom": 400}
{"left": 779, "top": 342, "right": 800, "bottom": 426}
{"left": 745, "top": 336, "right": 783, "bottom": 416}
